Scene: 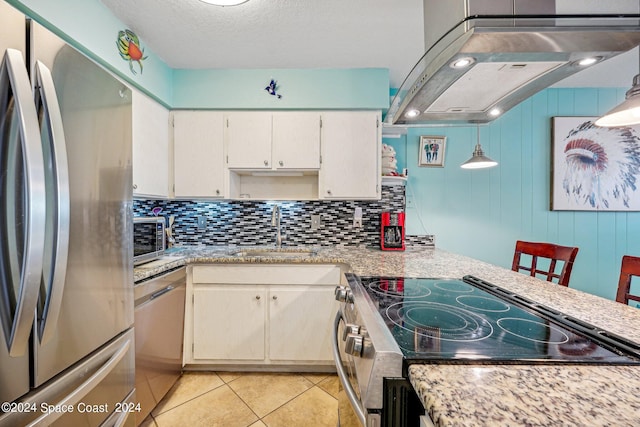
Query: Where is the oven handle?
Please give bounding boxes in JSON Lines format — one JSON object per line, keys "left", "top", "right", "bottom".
{"left": 333, "top": 309, "right": 366, "bottom": 426}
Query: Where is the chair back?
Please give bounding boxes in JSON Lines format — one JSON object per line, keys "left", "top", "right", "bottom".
{"left": 511, "top": 240, "right": 579, "bottom": 287}
{"left": 616, "top": 255, "right": 640, "bottom": 305}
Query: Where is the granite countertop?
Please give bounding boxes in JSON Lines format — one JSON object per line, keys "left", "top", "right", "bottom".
{"left": 134, "top": 245, "right": 640, "bottom": 426}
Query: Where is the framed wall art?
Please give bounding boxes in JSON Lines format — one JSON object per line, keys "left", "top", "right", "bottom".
{"left": 551, "top": 116, "right": 640, "bottom": 211}
{"left": 419, "top": 135, "right": 446, "bottom": 167}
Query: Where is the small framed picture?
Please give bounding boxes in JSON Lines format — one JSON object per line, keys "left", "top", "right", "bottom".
{"left": 419, "top": 135, "right": 446, "bottom": 167}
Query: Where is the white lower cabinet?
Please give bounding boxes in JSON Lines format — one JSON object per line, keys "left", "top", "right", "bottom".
{"left": 268, "top": 286, "right": 336, "bottom": 362}
{"left": 192, "top": 286, "right": 266, "bottom": 361}
{"left": 185, "top": 264, "right": 342, "bottom": 368}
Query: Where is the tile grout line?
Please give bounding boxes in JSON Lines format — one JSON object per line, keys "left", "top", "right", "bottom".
{"left": 224, "top": 384, "right": 262, "bottom": 427}
{"left": 257, "top": 380, "right": 338, "bottom": 424}
{"left": 151, "top": 373, "right": 228, "bottom": 419}
{"left": 312, "top": 383, "right": 339, "bottom": 402}
{"left": 224, "top": 372, "right": 337, "bottom": 427}
{"left": 147, "top": 373, "right": 338, "bottom": 427}
{"left": 230, "top": 374, "right": 317, "bottom": 425}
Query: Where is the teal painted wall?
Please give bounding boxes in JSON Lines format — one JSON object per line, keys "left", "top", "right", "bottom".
{"left": 8, "top": 1, "right": 389, "bottom": 109}
{"left": 398, "top": 87, "right": 640, "bottom": 301}
{"left": 172, "top": 68, "right": 389, "bottom": 109}
{"left": 8, "top": 0, "right": 389, "bottom": 109}
{"left": 8, "top": 0, "right": 173, "bottom": 105}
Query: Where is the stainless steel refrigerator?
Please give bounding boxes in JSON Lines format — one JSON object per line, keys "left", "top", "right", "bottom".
{"left": 0, "top": 2, "right": 135, "bottom": 426}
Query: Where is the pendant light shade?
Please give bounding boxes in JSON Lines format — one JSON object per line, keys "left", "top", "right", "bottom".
{"left": 595, "top": 74, "right": 640, "bottom": 127}
{"left": 461, "top": 126, "right": 498, "bottom": 169}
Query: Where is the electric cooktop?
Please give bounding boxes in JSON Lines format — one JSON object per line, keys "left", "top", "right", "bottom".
{"left": 356, "top": 275, "right": 640, "bottom": 364}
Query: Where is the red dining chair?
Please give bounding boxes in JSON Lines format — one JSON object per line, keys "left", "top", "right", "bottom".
{"left": 616, "top": 255, "right": 640, "bottom": 305}
{"left": 511, "top": 240, "right": 579, "bottom": 287}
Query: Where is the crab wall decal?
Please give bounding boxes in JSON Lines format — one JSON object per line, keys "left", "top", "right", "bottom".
{"left": 117, "top": 29, "right": 148, "bottom": 75}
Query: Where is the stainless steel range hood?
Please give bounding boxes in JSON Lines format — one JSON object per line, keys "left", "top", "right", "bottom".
{"left": 386, "top": 0, "right": 640, "bottom": 125}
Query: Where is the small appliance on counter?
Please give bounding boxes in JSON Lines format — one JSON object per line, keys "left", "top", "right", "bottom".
{"left": 380, "top": 211, "right": 405, "bottom": 251}
{"left": 134, "top": 216, "right": 166, "bottom": 265}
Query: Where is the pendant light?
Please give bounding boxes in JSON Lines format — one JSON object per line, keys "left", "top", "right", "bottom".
{"left": 460, "top": 125, "right": 498, "bottom": 169}
{"left": 594, "top": 74, "right": 640, "bottom": 127}
{"left": 199, "top": 0, "right": 250, "bottom": 6}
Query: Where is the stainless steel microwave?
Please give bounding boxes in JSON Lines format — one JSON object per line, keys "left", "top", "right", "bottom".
{"left": 133, "top": 217, "right": 166, "bottom": 265}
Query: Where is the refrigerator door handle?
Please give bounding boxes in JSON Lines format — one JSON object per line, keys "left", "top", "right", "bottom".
{"left": 33, "top": 60, "right": 70, "bottom": 346}
{"left": 0, "top": 48, "right": 46, "bottom": 358}
{"left": 25, "top": 337, "right": 132, "bottom": 427}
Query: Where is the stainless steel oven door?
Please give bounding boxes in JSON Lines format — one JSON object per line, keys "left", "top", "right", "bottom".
{"left": 333, "top": 309, "right": 368, "bottom": 427}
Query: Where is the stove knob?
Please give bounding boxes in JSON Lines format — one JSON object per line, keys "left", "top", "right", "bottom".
{"left": 345, "top": 333, "right": 364, "bottom": 357}
{"left": 334, "top": 286, "right": 354, "bottom": 303}
{"left": 342, "top": 323, "right": 361, "bottom": 341}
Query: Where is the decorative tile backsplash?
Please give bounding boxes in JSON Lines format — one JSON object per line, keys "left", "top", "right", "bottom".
{"left": 133, "top": 185, "right": 407, "bottom": 247}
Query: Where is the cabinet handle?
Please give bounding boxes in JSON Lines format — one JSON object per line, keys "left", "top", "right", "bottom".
{"left": 327, "top": 190, "right": 332, "bottom": 195}
{"left": 255, "top": 295, "right": 261, "bottom": 300}
{"left": 264, "top": 160, "right": 269, "bottom": 166}
{"left": 272, "top": 295, "right": 278, "bottom": 300}
{"left": 215, "top": 189, "right": 220, "bottom": 195}
{"left": 133, "top": 184, "right": 138, "bottom": 190}
{"left": 279, "top": 160, "right": 284, "bottom": 166}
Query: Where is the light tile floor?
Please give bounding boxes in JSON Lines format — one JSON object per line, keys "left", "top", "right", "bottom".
{"left": 139, "top": 372, "right": 339, "bottom": 427}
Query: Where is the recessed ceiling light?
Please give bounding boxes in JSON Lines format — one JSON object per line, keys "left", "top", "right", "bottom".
{"left": 450, "top": 57, "right": 475, "bottom": 69}
{"left": 199, "top": 0, "right": 250, "bottom": 6}
{"left": 489, "top": 108, "right": 501, "bottom": 117}
{"left": 577, "top": 56, "right": 602, "bottom": 67}
{"left": 405, "top": 109, "right": 420, "bottom": 118}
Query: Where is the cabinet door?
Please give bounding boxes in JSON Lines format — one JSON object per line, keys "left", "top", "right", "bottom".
{"left": 173, "top": 111, "right": 225, "bottom": 198}
{"left": 319, "top": 111, "right": 381, "bottom": 199}
{"left": 272, "top": 112, "right": 321, "bottom": 169}
{"left": 192, "top": 286, "right": 266, "bottom": 361}
{"left": 268, "top": 286, "right": 338, "bottom": 362}
{"left": 225, "top": 112, "right": 272, "bottom": 169}
{"left": 132, "top": 91, "right": 170, "bottom": 198}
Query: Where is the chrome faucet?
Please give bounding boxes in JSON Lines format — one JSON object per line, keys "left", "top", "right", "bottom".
{"left": 271, "top": 205, "right": 283, "bottom": 247}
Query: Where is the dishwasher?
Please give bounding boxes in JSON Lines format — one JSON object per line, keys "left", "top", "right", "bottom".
{"left": 134, "top": 266, "right": 186, "bottom": 425}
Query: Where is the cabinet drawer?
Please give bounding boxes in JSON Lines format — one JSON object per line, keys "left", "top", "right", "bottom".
{"left": 191, "top": 264, "right": 341, "bottom": 285}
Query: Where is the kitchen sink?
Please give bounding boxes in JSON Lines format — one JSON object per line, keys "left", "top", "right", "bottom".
{"left": 229, "top": 248, "right": 318, "bottom": 258}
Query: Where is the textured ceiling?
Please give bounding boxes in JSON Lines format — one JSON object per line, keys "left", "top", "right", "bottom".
{"left": 100, "top": 0, "right": 638, "bottom": 90}
{"left": 99, "top": 0, "right": 425, "bottom": 88}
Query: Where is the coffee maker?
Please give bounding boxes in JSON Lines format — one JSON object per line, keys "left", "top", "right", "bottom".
{"left": 380, "top": 211, "right": 405, "bottom": 251}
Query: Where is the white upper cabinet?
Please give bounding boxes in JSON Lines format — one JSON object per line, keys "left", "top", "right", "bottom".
{"left": 225, "top": 112, "right": 272, "bottom": 169}
{"left": 272, "top": 112, "right": 321, "bottom": 169}
{"left": 225, "top": 111, "right": 321, "bottom": 170}
{"left": 319, "top": 111, "right": 381, "bottom": 200}
{"left": 173, "top": 111, "right": 225, "bottom": 199}
{"left": 132, "top": 91, "right": 170, "bottom": 198}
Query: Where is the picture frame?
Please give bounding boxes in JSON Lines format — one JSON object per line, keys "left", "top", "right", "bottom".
{"left": 419, "top": 135, "right": 446, "bottom": 167}
{"left": 551, "top": 116, "right": 640, "bottom": 211}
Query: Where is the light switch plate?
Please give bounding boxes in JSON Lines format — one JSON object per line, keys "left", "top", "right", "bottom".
{"left": 197, "top": 216, "right": 207, "bottom": 229}
{"left": 311, "top": 214, "right": 321, "bottom": 230}
{"left": 353, "top": 207, "right": 363, "bottom": 228}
